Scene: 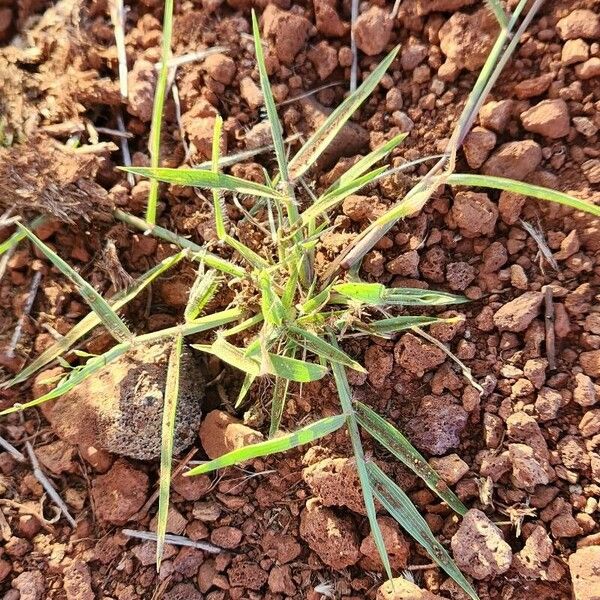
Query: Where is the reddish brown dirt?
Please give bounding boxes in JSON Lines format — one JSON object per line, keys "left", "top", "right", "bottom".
{"left": 1, "top": 0, "right": 600, "bottom": 599}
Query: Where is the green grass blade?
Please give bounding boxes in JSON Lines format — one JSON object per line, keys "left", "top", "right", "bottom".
{"left": 0, "top": 215, "right": 46, "bottom": 256}
{"left": 0, "top": 344, "right": 130, "bottom": 416}
{"left": 5, "top": 251, "right": 186, "bottom": 388}
{"left": 186, "top": 414, "right": 347, "bottom": 476}
{"left": 114, "top": 210, "right": 245, "bottom": 277}
{"left": 156, "top": 333, "right": 183, "bottom": 570}
{"left": 288, "top": 46, "right": 400, "bottom": 180}
{"left": 185, "top": 269, "right": 219, "bottom": 323}
{"left": 354, "top": 401, "right": 467, "bottom": 515}
{"left": 235, "top": 372, "right": 257, "bottom": 409}
{"left": 252, "top": 10, "right": 289, "bottom": 184}
{"left": 485, "top": 0, "right": 509, "bottom": 29}
{"left": 17, "top": 225, "right": 133, "bottom": 342}
{"left": 259, "top": 271, "right": 285, "bottom": 326}
{"left": 287, "top": 325, "right": 366, "bottom": 372}
{"left": 266, "top": 353, "right": 328, "bottom": 382}
{"left": 121, "top": 167, "right": 284, "bottom": 200}
{"left": 447, "top": 174, "right": 600, "bottom": 218}
{"left": 211, "top": 115, "right": 227, "bottom": 240}
{"left": 192, "top": 337, "right": 261, "bottom": 377}
{"left": 224, "top": 234, "right": 270, "bottom": 269}
{"left": 269, "top": 375, "right": 290, "bottom": 438}
{"left": 331, "top": 356, "right": 393, "bottom": 581}
{"left": 361, "top": 315, "right": 462, "bottom": 336}
{"left": 367, "top": 462, "right": 479, "bottom": 600}
{"left": 331, "top": 283, "right": 467, "bottom": 306}
{"left": 146, "top": 0, "right": 174, "bottom": 224}
{"left": 222, "top": 314, "right": 264, "bottom": 338}
{"left": 301, "top": 167, "right": 388, "bottom": 225}
{"left": 325, "top": 133, "right": 407, "bottom": 194}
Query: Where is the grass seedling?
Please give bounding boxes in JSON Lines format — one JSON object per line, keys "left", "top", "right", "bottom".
{"left": 3, "top": 2, "right": 600, "bottom": 596}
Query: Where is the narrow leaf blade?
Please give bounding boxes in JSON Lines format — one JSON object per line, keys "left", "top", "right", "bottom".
{"left": 367, "top": 462, "right": 479, "bottom": 600}
{"left": 266, "top": 353, "right": 328, "bottom": 382}
{"left": 355, "top": 401, "right": 467, "bottom": 515}
{"left": 157, "top": 334, "right": 183, "bottom": 569}
{"left": 186, "top": 414, "right": 347, "bottom": 475}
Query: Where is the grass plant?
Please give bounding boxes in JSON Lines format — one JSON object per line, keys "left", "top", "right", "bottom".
{"left": 3, "top": 2, "right": 600, "bottom": 598}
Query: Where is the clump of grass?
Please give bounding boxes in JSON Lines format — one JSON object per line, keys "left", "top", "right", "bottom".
{"left": 3, "top": 2, "right": 600, "bottom": 598}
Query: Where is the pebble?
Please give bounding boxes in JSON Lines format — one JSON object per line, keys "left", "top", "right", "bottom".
{"left": 580, "top": 350, "right": 600, "bottom": 377}
{"left": 562, "top": 39, "right": 589, "bottom": 65}
{"left": 429, "top": 453, "right": 469, "bottom": 485}
{"left": 360, "top": 516, "right": 410, "bottom": 571}
{"left": 463, "top": 126, "right": 496, "bottom": 168}
{"left": 579, "top": 409, "right": 600, "bottom": 438}
{"left": 405, "top": 394, "right": 468, "bottom": 455}
{"left": 394, "top": 332, "right": 446, "bottom": 376}
{"left": 314, "top": 0, "right": 348, "bottom": 38}
{"left": 127, "top": 59, "right": 157, "bottom": 122}
{"left": 556, "top": 9, "right": 600, "bottom": 40}
{"left": 203, "top": 53, "right": 235, "bottom": 85}
{"left": 262, "top": 5, "right": 311, "bottom": 65}
{"left": 493, "top": 291, "right": 543, "bottom": 332}
{"left": 376, "top": 577, "right": 443, "bottom": 600}
{"left": 480, "top": 99, "right": 513, "bottom": 133}
{"left": 450, "top": 191, "right": 498, "bottom": 238}
{"left": 575, "top": 57, "right": 600, "bottom": 79}
{"left": 63, "top": 561, "right": 94, "bottom": 600}
{"left": 482, "top": 140, "right": 542, "bottom": 180}
{"left": 12, "top": 571, "right": 45, "bottom": 600}
{"left": 353, "top": 6, "right": 393, "bottom": 56}
{"left": 308, "top": 41, "right": 338, "bottom": 80}
{"left": 581, "top": 159, "right": 600, "bottom": 184}
{"left": 509, "top": 443, "right": 550, "bottom": 489}
{"left": 535, "top": 387, "right": 563, "bottom": 422}
{"left": 569, "top": 546, "right": 600, "bottom": 600}
{"left": 199, "top": 410, "right": 263, "bottom": 460}
{"left": 451, "top": 509, "right": 512, "bottom": 579}
{"left": 574, "top": 373, "right": 597, "bottom": 407}
{"left": 514, "top": 73, "right": 554, "bottom": 100}
{"left": 520, "top": 99, "right": 570, "bottom": 138}
{"left": 239, "top": 76, "right": 263, "bottom": 109}
{"left": 299, "top": 498, "right": 360, "bottom": 569}
{"left": 91, "top": 459, "right": 148, "bottom": 525}
{"left": 303, "top": 457, "right": 366, "bottom": 514}
{"left": 573, "top": 117, "right": 598, "bottom": 138}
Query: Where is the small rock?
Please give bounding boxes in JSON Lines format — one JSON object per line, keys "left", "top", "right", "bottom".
{"left": 581, "top": 350, "right": 600, "bottom": 377}
{"left": 569, "top": 546, "right": 600, "bottom": 600}
{"left": 41, "top": 343, "right": 204, "bottom": 460}
{"left": 573, "top": 117, "right": 598, "bottom": 138}
{"left": 551, "top": 511, "right": 583, "bottom": 538}
{"left": 394, "top": 332, "right": 446, "bottom": 376}
{"left": 480, "top": 99, "right": 513, "bottom": 133}
{"left": 268, "top": 565, "right": 296, "bottom": 595}
{"left": 555, "top": 230, "right": 580, "bottom": 260}
{"left": 513, "top": 525, "right": 553, "bottom": 579}
{"left": 450, "top": 191, "right": 498, "bottom": 238}
{"left": 240, "top": 76, "right": 263, "bottom": 109}
{"left": 127, "top": 59, "right": 156, "bottom": 122}
{"left": 91, "top": 459, "right": 148, "bottom": 525}
{"left": 303, "top": 457, "right": 366, "bottom": 514}
{"left": 429, "top": 453, "right": 469, "bottom": 485}
{"left": 0, "top": 559, "right": 11, "bottom": 583}
{"left": 562, "top": 39, "right": 589, "bottom": 65}
{"left": 509, "top": 443, "right": 550, "bottom": 489}
{"left": 446, "top": 262, "right": 476, "bottom": 291}
{"left": 535, "top": 387, "right": 563, "bottom": 422}
{"left": 493, "top": 291, "right": 543, "bottom": 332}
{"left": 12, "top": 571, "right": 45, "bottom": 600}
{"left": 164, "top": 583, "right": 203, "bottom": 600}
{"left": 524, "top": 358, "right": 548, "bottom": 390}
{"left": 203, "top": 53, "right": 236, "bottom": 85}
{"left": 556, "top": 9, "right": 600, "bottom": 40}
{"left": 405, "top": 394, "right": 468, "bottom": 456}
{"left": 463, "top": 126, "right": 496, "bottom": 168}
{"left": 376, "top": 577, "right": 443, "bottom": 600}
{"left": 575, "top": 57, "right": 600, "bottom": 79}
{"left": 513, "top": 73, "right": 554, "bottom": 100}
{"left": 439, "top": 9, "right": 499, "bottom": 72}
{"left": 353, "top": 6, "right": 393, "bottom": 56}
{"left": 35, "top": 440, "right": 77, "bottom": 475}
{"left": 199, "top": 410, "right": 263, "bottom": 460}
{"left": 308, "top": 41, "right": 338, "bottom": 80}
{"left": 262, "top": 5, "right": 311, "bottom": 65}
{"left": 228, "top": 561, "right": 268, "bottom": 590}
{"left": 581, "top": 159, "right": 600, "bottom": 184}
{"left": 482, "top": 140, "right": 542, "bottom": 180}
{"left": 409, "top": 0, "right": 477, "bottom": 15}
{"left": 520, "top": 99, "right": 570, "bottom": 138}
{"left": 557, "top": 435, "right": 589, "bottom": 470}
{"left": 314, "top": 0, "right": 348, "bottom": 38}
{"left": 299, "top": 498, "right": 360, "bottom": 569}
{"left": 451, "top": 509, "right": 512, "bottom": 580}
{"left": 579, "top": 410, "right": 600, "bottom": 438}
{"left": 210, "top": 526, "right": 243, "bottom": 549}
{"left": 360, "top": 516, "right": 410, "bottom": 571}
{"left": 63, "top": 561, "right": 94, "bottom": 600}
{"left": 401, "top": 41, "right": 428, "bottom": 71}
{"left": 387, "top": 250, "right": 420, "bottom": 277}
{"left": 574, "top": 373, "right": 597, "bottom": 407}
{"left": 498, "top": 191, "right": 527, "bottom": 225}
